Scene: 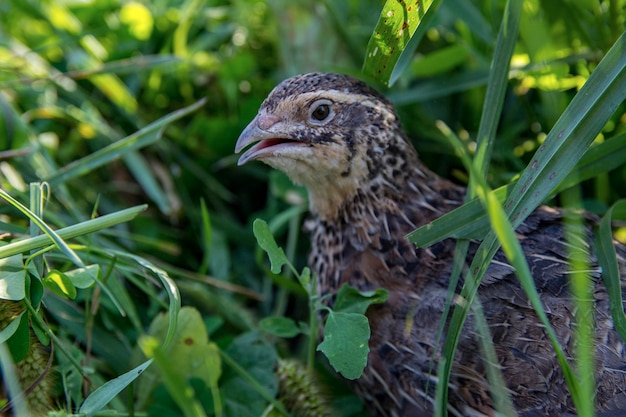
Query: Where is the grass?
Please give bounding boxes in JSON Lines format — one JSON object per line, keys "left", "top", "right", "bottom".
{"left": 0, "top": 0, "right": 625, "bottom": 416}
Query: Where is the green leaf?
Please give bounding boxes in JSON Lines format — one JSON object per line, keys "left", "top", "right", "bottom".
{"left": 136, "top": 308, "right": 221, "bottom": 417}
{"left": 332, "top": 285, "right": 389, "bottom": 315}
{"left": 43, "top": 269, "right": 77, "bottom": 299}
{"left": 253, "top": 218, "right": 288, "bottom": 274}
{"left": 363, "top": 0, "right": 443, "bottom": 85}
{"left": 139, "top": 336, "right": 206, "bottom": 417}
{"left": 221, "top": 331, "right": 279, "bottom": 417}
{"left": 595, "top": 199, "right": 626, "bottom": 341}
{"left": 298, "top": 266, "right": 312, "bottom": 294}
{"left": 5, "top": 310, "right": 30, "bottom": 362}
{"left": 317, "top": 311, "right": 370, "bottom": 380}
{"left": 260, "top": 316, "right": 302, "bottom": 338}
{"left": 0, "top": 311, "right": 25, "bottom": 345}
{"left": 64, "top": 264, "right": 100, "bottom": 289}
{"left": 0, "top": 254, "right": 26, "bottom": 301}
{"left": 142, "top": 306, "right": 221, "bottom": 389}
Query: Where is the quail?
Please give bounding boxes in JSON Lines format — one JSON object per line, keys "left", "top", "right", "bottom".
{"left": 235, "top": 72, "right": 626, "bottom": 417}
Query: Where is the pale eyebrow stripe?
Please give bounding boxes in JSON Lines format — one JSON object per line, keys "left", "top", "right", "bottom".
{"left": 295, "top": 91, "right": 393, "bottom": 116}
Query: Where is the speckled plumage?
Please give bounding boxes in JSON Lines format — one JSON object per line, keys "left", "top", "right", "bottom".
{"left": 235, "top": 72, "right": 626, "bottom": 417}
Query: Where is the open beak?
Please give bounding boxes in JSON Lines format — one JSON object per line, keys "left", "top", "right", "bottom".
{"left": 235, "top": 113, "right": 299, "bottom": 166}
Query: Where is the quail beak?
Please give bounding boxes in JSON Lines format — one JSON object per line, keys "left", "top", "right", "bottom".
{"left": 235, "top": 113, "right": 301, "bottom": 165}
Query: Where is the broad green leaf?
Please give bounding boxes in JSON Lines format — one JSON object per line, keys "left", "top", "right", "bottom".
{"left": 595, "top": 199, "right": 626, "bottom": 341}
{"left": 0, "top": 254, "right": 26, "bottom": 301}
{"left": 317, "top": 311, "right": 370, "bottom": 380}
{"left": 43, "top": 269, "right": 77, "bottom": 299}
{"left": 79, "top": 359, "right": 154, "bottom": 417}
{"left": 136, "top": 307, "right": 221, "bottom": 417}
{"left": 64, "top": 264, "right": 100, "bottom": 289}
{"left": 363, "top": 0, "right": 443, "bottom": 85}
{"left": 138, "top": 306, "right": 221, "bottom": 394}
{"left": 332, "top": 285, "right": 388, "bottom": 315}
{"left": 31, "top": 308, "right": 50, "bottom": 347}
{"left": 260, "top": 316, "right": 301, "bottom": 338}
{"left": 253, "top": 218, "right": 288, "bottom": 274}
{"left": 5, "top": 310, "right": 30, "bottom": 362}
{"left": 0, "top": 310, "right": 25, "bottom": 344}
{"left": 221, "top": 331, "right": 279, "bottom": 417}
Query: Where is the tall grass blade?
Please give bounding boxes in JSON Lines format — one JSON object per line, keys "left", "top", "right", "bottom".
{"left": 595, "top": 199, "right": 626, "bottom": 340}
{"left": 44, "top": 99, "right": 206, "bottom": 186}
{"left": 434, "top": 31, "right": 626, "bottom": 415}
{"left": 78, "top": 359, "right": 154, "bottom": 417}
{"left": 0, "top": 205, "right": 148, "bottom": 259}
{"left": 408, "top": 132, "right": 626, "bottom": 247}
{"left": 435, "top": 1, "right": 522, "bottom": 413}
{"left": 363, "top": 0, "right": 443, "bottom": 86}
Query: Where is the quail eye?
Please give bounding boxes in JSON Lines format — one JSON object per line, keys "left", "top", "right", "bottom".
{"left": 312, "top": 104, "right": 330, "bottom": 120}
{"left": 309, "top": 100, "right": 334, "bottom": 123}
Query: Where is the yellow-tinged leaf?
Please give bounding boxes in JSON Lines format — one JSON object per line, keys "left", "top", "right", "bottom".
{"left": 43, "top": 269, "right": 77, "bottom": 299}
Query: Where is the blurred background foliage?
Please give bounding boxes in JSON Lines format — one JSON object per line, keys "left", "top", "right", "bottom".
{"left": 0, "top": 0, "right": 624, "bottom": 416}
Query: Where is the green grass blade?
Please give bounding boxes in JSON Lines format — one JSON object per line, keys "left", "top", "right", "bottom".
{"left": 0, "top": 343, "right": 30, "bottom": 417}
{"left": 472, "top": 0, "right": 522, "bottom": 179}
{"left": 64, "top": 55, "right": 183, "bottom": 79}
{"left": 436, "top": 3, "right": 522, "bottom": 410}
{"left": 0, "top": 190, "right": 145, "bottom": 316}
{"left": 122, "top": 151, "right": 173, "bottom": 215}
{"left": 562, "top": 185, "right": 595, "bottom": 417}
{"left": 110, "top": 251, "right": 181, "bottom": 349}
{"left": 435, "top": 32, "right": 626, "bottom": 416}
{"left": 408, "top": 133, "right": 626, "bottom": 248}
{"left": 0, "top": 205, "right": 148, "bottom": 259}
{"left": 389, "top": 70, "right": 490, "bottom": 104}
{"left": 44, "top": 98, "right": 206, "bottom": 186}
{"left": 435, "top": 124, "right": 580, "bottom": 414}
{"left": 0, "top": 187, "right": 84, "bottom": 268}
{"left": 363, "top": 0, "right": 443, "bottom": 86}
{"left": 595, "top": 199, "right": 626, "bottom": 340}
{"left": 470, "top": 299, "right": 516, "bottom": 417}
{"left": 78, "top": 359, "right": 154, "bottom": 417}
{"left": 558, "top": 131, "right": 626, "bottom": 191}
{"left": 503, "top": 32, "right": 626, "bottom": 222}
